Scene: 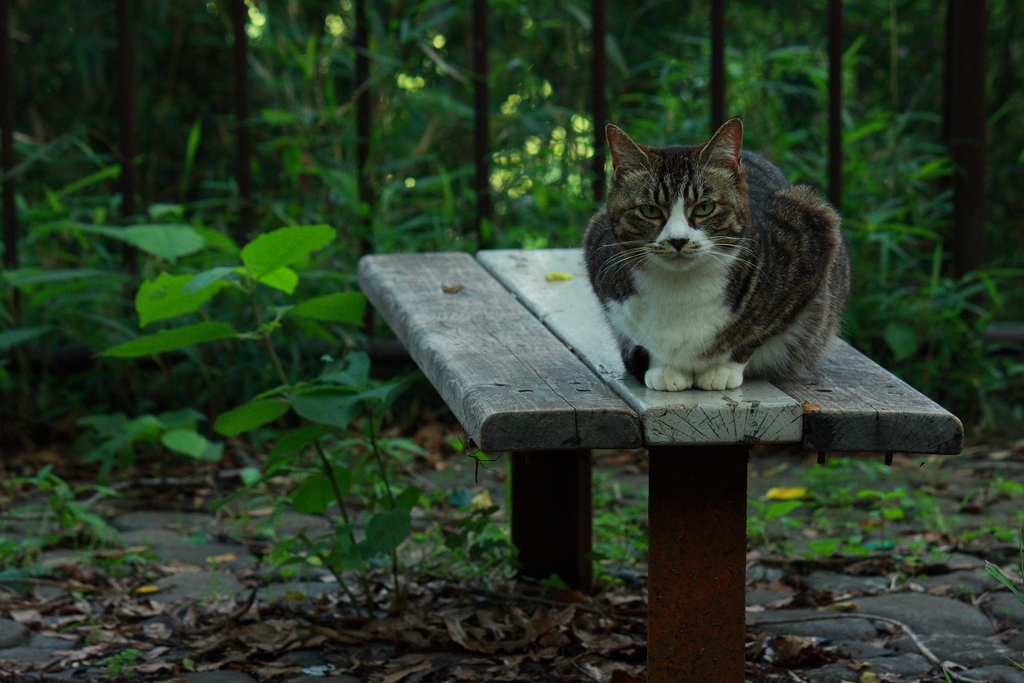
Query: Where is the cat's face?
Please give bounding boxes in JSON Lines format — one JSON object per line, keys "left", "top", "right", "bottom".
{"left": 604, "top": 118, "right": 751, "bottom": 273}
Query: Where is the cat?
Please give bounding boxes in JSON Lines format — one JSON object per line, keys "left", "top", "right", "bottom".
{"left": 583, "top": 117, "right": 850, "bottom": 391}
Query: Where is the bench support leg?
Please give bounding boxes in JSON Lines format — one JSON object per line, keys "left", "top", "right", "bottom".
{"left": 510, "top": 450, "right": 592, "bottom": 590}
{"left": 646, "top": 446, "right": 748, "bottom": 683}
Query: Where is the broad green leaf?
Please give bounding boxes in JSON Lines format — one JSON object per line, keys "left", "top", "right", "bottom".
{"left": 161, "top": 429, "right": 211, "bottom": 459}
{"left": 319, "top": 351, "right": 372, "bottom": 388}
{"left": 158, "top": 408, "right": 206, "bottom": 428}
{"left": 257, "top": 266, "right": 299, "bottom": 294}
{"left": 100, "top": 321, "right": 237, "bottom": 357}
{"left": 290, "top": 469, "right": 351, "bottom": 514}
{"left": 240, "top": 224, "right": 335, "bottom": 280}
{"left": 883, "top": 321, "right": 919, "bottom": 361}
{"left": 395, "top": 485, "right": 421, "bottom": 511}
{"left": 0, "top": 326, "right": 51, "bottom": 351}
{"left": 61, "top": 223, "right": 205, "bottom": 261}
{"left": 214, "top": 399, "right": 290, "bottom": 437}
{"left": 122, "top": 225, "right": 205, "bottom": 261}
{"left": 290, "top": 292, "right": 367, "bottom": 326}
{"left": 289, "top": 390, "right": 361, "bottom": 430}
{"left": 359, "top": 508, "right": 411, "bottom": 558}
{"left": 267, "top": 424, "right": 333, "bottom": 461}
{"left": 184, "top": 266, "right": 239, "bottom": 294}
{"left": 136, "top": 272, "right": 227, "bottom": 327}
{"left": 353, "top": 379, "right": 413, "bottom": 414}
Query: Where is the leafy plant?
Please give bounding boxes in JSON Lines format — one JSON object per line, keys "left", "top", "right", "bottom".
{"left": 99, "top": 647, "right": 142, "bottom": 680}
{"left": 97, "top": 223, "right": 424, "bottom": 616}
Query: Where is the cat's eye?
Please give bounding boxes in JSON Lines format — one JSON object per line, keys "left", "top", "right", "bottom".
{"left": 693, "top": 201, "right": 715, "bottom": 217}
{"left": 638, "top": 204, "right": 663, "bottom": 219}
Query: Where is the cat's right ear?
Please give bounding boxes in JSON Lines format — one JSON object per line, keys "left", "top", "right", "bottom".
{"left": 607, "top": 124, "right": 655, "bottom": 182}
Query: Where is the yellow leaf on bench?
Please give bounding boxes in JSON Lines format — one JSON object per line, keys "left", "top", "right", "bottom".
{"left": 544, "top": 271, "right": 574, "bottom": 281}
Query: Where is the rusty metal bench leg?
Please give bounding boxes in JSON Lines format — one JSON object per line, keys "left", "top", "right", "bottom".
{"left": 510, "top": 450, "right": 593, "bottom": 590}
{"left": 647, "top": 446, "right": 749, "bottom": 683}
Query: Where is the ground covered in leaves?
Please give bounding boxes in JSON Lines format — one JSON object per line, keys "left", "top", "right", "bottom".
{"left": 1, "top": 430, "right": 1023, "bottom": 683}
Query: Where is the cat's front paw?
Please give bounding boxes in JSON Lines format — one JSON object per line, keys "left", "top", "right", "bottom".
{"left": 694, "top": 363, "right": 745, "bottom": 390}
{"left": 645, "top": 367, "right": 694, "bottom": 391}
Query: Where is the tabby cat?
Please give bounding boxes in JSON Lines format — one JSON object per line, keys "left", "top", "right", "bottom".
{"left": 583, "top": 118, "right": 850, "bottom": 391}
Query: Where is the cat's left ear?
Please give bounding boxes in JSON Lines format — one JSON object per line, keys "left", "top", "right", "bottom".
{"left": 700, "top": 117, "right": 743, "bottom": 171}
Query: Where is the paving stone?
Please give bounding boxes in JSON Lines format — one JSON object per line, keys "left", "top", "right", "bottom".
{"left": 1007, "top": 633, "right": 1024, "bottom": 652}
{"left": 889, "top": 634, "right": 1020, "bottom": 668}
{"left": 27, "top": 633, "right": 76, "bottom": 649}
{"left": 831, "top": 641, "right": 893, "bottom": 660}
{"left": 747, "top": 609, "right": 880, "bottom": 640}
{"left": 0, "top": 618, "right": 30, "bottom": 648}
{"left": 282, "top": 676, "right": 362, "bottom": 683}
{"left": 273, "top": 512, "right": 334, "bottom": 538}
{"left": 112, "top": 510, "right": 217, "bottom": 533}
{"left": 149, "top": 571, "right": 245, "bottom": 602}
{"left": 119, "top": 528, "right": 188, "bottom": 547}
{"left": 912, "top": 569, "right": 1001, "bottom": 595}
{"left": 958, "top": 665, "right": 1024, "bottom": 683}
{"left": 985, "top": 593, "right": 1024, "bottom": 627}
{"left": 747, "top": 565, "right": 785, "bottom": 584}
{"left": 179, "top": 672, "right": 258, "bottom": 683}
{"left": 806, "top": 571, "right": 890, "bottom": 594}
{"left": 802, "top": 654, "right": 933, "bottom": 683}
{"left": 0, "top": 646, "right": 61, "bottom": 664}
{"left": 276, "top": 650, "right": 331, "bottom": 667}
{"left": 746, "top": 588, "right": 794, "bottom": 606}
{"left": 259, "top": 581, "right": 340, "bottom": 601}
{"left": 853, "top": 593, "right": 995, "bottom": 636}
{"left": 150, "top": 540, "right": 255, "bottom": 570}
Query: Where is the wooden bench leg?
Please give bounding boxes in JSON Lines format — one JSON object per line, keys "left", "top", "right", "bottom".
{"left": 510, "top": 450, "right": 592, "bottom": 590}
{"left": 647, "top": 446, "right": 748, "bottom": 683}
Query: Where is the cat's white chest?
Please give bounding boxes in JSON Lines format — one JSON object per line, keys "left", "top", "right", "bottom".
{"left": 604, "top": 263, "right": 733, "bottom": 369}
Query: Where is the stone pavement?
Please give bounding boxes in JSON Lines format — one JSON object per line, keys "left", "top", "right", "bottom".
{"left": 0, "top": 450, "right": 1022, "bottom": 682}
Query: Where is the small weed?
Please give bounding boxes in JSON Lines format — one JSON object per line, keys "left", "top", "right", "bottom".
{"left": 99, "top": 648, "right": 142, "bottom": 680}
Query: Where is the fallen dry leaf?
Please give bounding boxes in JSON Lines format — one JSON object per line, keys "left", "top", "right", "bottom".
{"left": 801, "top": 400, "right": 822, "bottom": 413}
{"left": 441, "top": 284, "right": 464, "bottom": 293}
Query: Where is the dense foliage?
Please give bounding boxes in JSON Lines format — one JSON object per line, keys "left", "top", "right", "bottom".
{"left": 2, "top": 0, "right": 1022, "bottom": 444}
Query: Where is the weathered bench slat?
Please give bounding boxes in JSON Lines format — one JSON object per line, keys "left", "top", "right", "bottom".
{"left": 477, "top": 248, "right": 963, "bottom": 454}
{"left": 358, "top": 253, "right": 642, "bottom": 451}
{"left": 773, "top": 341, "right": 963, "bottom": 454}
{"left": 477, "top": 249, "right": 803, "bottom": 446}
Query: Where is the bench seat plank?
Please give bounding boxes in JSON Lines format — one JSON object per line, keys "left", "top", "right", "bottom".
{"left": 477, "top": 248, "right": 963, "bottom": 454}
{"left": 358, "top": 253, "right": 642, "bottom": 452}
{"left": 773, "top": 342, "right": 963, "bottom": 453}
{"left": 477, "top": 249, "right": 803, "bottom": 446}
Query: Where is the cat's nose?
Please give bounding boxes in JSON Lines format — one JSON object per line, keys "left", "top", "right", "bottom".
{"left": 666, "top": 238, "right": 689, "bottom": 251}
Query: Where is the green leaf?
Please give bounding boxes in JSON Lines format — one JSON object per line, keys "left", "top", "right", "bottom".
{"left": 257, "top": 266, "right": 299, "bottom": 294}
{"left": 986, "top": 561, "right": 1024, "bottom": 604}
{"left": 289, "top": 390, "right": 361, "bottom": 430}
{"left": 395, "top": 485, "right": 421, "bottom": 511}
{"left": 184, "top": 266, "right": 239, "bottom": 294}
{"left": 240, "top": 224, "right": 335, "bottom": 280}
{"left": 61, "top": 223, "right": 206, "bottom": 262}
{"left": 290, "top": 469, "right": 351, "bottom": 514}
{"left": 0, "top": 326, "right": 51, "bottom": 351}
{"left": 100, "top": 321, "right": 237, "bottom": 357}
{"left": 214, "top": 399, "right": 290, "bottom": 437}
{"left": 290, "top": 292, "right": 367, "bottom": 326}
{"left": 267, "top": 424, "right": 333, "bottom": 461}
{"left": 359, "top": 508, "right": 411, "bottom": 558}
{"left": 136, "top": 272, "right": 227, "bottom": 327}
{"left": 161, "top": 429, "right": 214, "bottom": 459}
{"left": 158, "top": 408, "right": 206, "bottom": 428}
{"left": 883, "top": 321, "right": 919, "bottom": 361}
{"left": 121, "top": 225, "right": 206, "bottom": 261}
{"left": 319, "top": 351, "right": 372, "bottom": 388}
{"left": 353, "top": 379, "right": 412, "bottom": 414}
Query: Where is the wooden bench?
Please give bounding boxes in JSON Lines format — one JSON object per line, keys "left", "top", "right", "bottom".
{"left": 357, "top": 248, "right": 963, "bottom": 683}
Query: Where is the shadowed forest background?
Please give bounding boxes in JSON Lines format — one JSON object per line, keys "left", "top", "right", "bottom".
{"left": 2, "top": 0, "right": 1023, "bottom": 460}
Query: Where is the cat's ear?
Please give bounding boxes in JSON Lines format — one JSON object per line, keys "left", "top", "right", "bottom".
{"left": 607, "top": 124, "right": 656, "bottom": 181}
{"left": 700, "top": 117, "right": 743, "bottom": 171}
